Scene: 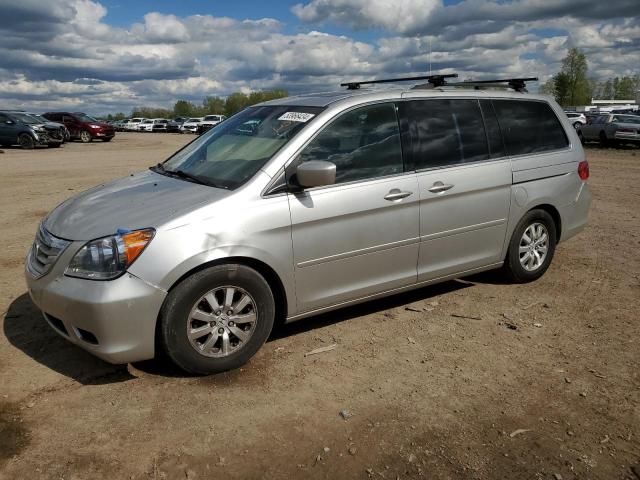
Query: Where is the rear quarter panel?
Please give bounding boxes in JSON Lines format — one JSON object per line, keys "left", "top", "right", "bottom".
{"left": 503, "top": 97, "right": 589, "bottom": 255}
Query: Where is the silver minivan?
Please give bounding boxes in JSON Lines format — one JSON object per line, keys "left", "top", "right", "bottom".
{"left": 25, "top": 77, "right": 591, "bottom": 374}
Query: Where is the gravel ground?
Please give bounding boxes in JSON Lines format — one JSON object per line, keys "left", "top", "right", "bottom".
{"left": 1, "top": 133, "right": 639, "bottom": 479}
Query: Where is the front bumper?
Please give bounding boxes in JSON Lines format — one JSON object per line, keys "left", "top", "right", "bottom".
{"left": 25, "top": 243, "right": 167, "bottom": 364}
{"left": 92, "top": 130, "right": 115, "bottom": 138}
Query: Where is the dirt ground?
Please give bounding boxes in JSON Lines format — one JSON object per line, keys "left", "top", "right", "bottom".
{"left": 0, "top": 133, "right": 639, "bottom": 480}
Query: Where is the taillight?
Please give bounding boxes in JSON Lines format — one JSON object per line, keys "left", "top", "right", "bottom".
{"left": 578, "top": 160, "right": 589, "bottom": 181}
{"left": 618, "top": 127, "right": 635, "bottom": 133}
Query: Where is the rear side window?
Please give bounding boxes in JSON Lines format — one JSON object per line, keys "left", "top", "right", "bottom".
{"left": 298, "top": 102, "right": 403, "bottom": 184}
{"left": 400, "top": 99, "right": 489, "bottom": 170}
{"left": 493, "top": 100, "right": 568, "bottom": 156}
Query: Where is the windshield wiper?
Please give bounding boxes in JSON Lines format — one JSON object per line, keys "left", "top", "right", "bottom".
{"left": 151, "top": 163, "right": 229, "bottom": 189}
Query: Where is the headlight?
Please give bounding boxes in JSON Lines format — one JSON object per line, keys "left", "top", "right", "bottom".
{"left": 65, "top": 228, "right": 154, "bottom": 280}
{"left": 31, "top": 125, "right": 45, "bottom": 133}
{"left": 89, "top": 124, "right": 101, "bottom": 129}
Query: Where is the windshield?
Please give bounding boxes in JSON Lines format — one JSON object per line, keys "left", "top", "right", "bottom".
{"left": 12, "top": 113, "right": 40, "bottom": 124}
{"left": 74, "top": 113, "right": 98, "bottom": 122}
{"left": 157, "top": 105, "right": 323, "bottom": 190}
{"left": 27, "top": 114, "right": 48, "bottom": 123}
{"left": 617, "top": 115, "right": 640, "bottom": 124}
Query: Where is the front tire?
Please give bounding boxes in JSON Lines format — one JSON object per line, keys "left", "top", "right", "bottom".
{"left": 18, "top": 133, "right": 35, "bottom": 150}
{"left": 503, "top": 209, "right": 557, "bottom": 283}
{"left": 159, "top": 264, "right": 275, "bottom": 375}
{"left": 79, "top": 130, "right": 92, "bottom": 143}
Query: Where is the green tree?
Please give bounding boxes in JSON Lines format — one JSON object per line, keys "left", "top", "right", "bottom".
{"left": 202, "top": 96, "right": 225, "bottom": 115}
{"left": 173, "top": 100, "right": 197, "bottom": 118}
{"left": 557, "top": 48, "right": 591, "bottom": 106}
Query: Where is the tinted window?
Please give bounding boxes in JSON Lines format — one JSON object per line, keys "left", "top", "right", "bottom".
{"left": 479, "top": 100, "right": 506, "bottom": 159}
{"left": 493, "top": 100, "right": 568, "bottom": 156}
{"left": 298, "top": 103, "right": 403, "bottom": 184}
{"left": 400, "top": 99, "right": 489, "bottom": 170}
{"left": 0, "top": 113, "right": 8, "bottom": 123}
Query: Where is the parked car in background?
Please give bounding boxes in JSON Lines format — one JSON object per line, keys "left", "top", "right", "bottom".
{"left": 0, "top": 110, "right": 65, "bottom": 149}
{"left": 138, "top": 119, "right": 155, "bottom": 132}
{"left": 114, "top": 119, "right": 129, "bottom": 132}
{"left": 611, "top": 108, "right": 638, "bottom": 115}
{"left": 578, "top": 113, "right": 640, "bottom": 146}
{"left": 26, "top": 112, "right": 70, "bottom": 141}
{"left": 197, "top": 114, "right": 227, "bottom": 134}
{"left": 151, "top": 119, "right": 169, "bottom": 132}
{"left": 180, "top": 117, "right": 203, "bottom": 133}
{"left": 166, "top": 119, "right": 183, "bottom": 133}
{"left": 125, "top": 118, "right": 146, "bottom": 131}
{"left": 43, "top": 112, "right": 115, "bottom": 142}
{"left": 564, "top": 112, "right": 586, "bottom": 129}
{"left": 25, "top": 78, "right": 591, "bottom": 374}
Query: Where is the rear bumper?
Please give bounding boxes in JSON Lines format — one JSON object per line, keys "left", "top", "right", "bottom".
{"left": 26, "top": 262, "right": 166, "bottom": 364}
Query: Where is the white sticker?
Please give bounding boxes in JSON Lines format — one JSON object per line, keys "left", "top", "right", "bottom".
{"left": 278, "top": 111, "right": 315, "bottom": 123}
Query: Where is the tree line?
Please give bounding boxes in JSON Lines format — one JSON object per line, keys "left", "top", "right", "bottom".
{"left": 105, "top": 90, "right": 288, "bottom": 121}
{"left": 540, "top": 48, "right": 639, "bottom": 107}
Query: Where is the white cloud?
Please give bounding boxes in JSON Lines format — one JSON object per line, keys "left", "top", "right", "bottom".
{"left": 0, "top": 0, "right": 637, "bottom": 114}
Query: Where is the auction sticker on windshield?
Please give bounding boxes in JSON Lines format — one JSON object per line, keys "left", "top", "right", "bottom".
{"left": 278, "top": 112, "right": 316, "bottom": 122}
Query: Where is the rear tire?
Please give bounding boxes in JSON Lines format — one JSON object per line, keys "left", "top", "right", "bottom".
{"left": 159, "top": 264, "right": 275, "bottom": 375}
{"left": 599, "top": 131, "right": 609, "bottom": 147}
{"left": 18, "top": 134, "right": 35, "bottom": 150}
{"left": 79, "top": 130, "right": 92, "bottom": 143}
{"left": 503, "top": 209, "right": 557, "bottom": 283}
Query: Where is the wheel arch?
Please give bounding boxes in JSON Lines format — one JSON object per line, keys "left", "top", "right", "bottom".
{"left": 528, "top": 203, "right": 562, "bottom": 242}
{"left": 165, "top": 256, "right": 288, "bottom": 327}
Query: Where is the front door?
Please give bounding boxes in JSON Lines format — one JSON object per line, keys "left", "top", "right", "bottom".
{"left": 288, "top": 102, "right": 420, "bottom": 313}
{"left": 399, "top": 97, "right": 512, "bottom": 281}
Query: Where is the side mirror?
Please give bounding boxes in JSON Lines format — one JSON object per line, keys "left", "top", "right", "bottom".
{"left": 296, "top": 160, "right": 336, "bottom": 188}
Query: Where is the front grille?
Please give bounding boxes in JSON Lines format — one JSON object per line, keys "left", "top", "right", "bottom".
{"left": 46, "top": 129, "right": 63, "bottom": 140}
{"left": 27, "top": 224, "right": 70, "bottom": 278}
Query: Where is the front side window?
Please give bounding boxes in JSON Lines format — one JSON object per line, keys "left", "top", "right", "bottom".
{"left": 160, "top": 105, "right": 323, "bottom": 190}
{"left": 297, "top": 103, "right": 403, "bottom": 184}
{"left": 400, "top": 99, "right": 489, "bottom": 170}
{"left": 493, "top": 100, "right": 568, "bottom": 156}
{"left": 73, "top": 113, "right": 98, "bottom": 123}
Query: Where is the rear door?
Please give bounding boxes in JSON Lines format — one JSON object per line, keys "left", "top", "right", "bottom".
{"left": 288, "top": 102, "right": 420, "bottom": 313}
{"left": 399, "top": 98, "right": 512, "bottom": 281}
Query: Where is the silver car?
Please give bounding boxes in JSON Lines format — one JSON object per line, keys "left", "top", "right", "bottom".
{"left": 25, "top": 81, "right": 591, "bottom": 374}
{"left": 579, "top": 113, "right": 640, "bottom": 146}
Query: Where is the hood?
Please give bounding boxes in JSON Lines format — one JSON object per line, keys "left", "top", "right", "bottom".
{"left": 32, "top": 122, "right": 64, "bottom": 130}
{"left": 45, "top": 170, "right": 230, "bottom": 240}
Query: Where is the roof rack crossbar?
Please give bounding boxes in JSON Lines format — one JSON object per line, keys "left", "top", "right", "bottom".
{"left": 341, "top": 73, "right": 458, "bottom": 90}
{"left": 453, "top": 77, "right": 538, "bottom": 92}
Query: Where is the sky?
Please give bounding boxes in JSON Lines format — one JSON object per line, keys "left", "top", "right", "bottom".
{"left": 0, "top": 0, "right": 638, "bottom": 115}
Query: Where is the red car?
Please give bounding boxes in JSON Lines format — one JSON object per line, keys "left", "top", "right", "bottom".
{"left": 42, "top": 112, "right": 115, "bottom": 143}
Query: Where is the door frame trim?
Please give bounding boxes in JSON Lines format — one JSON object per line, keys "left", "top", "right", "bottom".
{"left": 297, "top": 236, "right": 420, "bottom": 268}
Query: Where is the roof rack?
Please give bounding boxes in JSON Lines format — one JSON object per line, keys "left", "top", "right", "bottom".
{"left": 451, "top": 77, "right": 539, "bottom": 93}
{"left": 341, "top": 73, "right": 458, "bottom": 90}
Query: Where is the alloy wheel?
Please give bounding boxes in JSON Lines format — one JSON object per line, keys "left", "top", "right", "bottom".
{"left": 519, "top": 222, "right": 549, "bottom": 272}
{"left": 186, "top": 286, "right": 258, "bottom": 358}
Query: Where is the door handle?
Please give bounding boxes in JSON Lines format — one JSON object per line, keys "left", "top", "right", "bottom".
{"left": 428, "top": 181, "right": 454, "bottom": 193}
{"left": 384, "top": 189, "right": 413, "bottom": 201}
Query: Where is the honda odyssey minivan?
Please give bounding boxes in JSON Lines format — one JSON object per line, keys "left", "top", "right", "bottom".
{"left": 25, "top": 76, "right": 591, "bottom": 374}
